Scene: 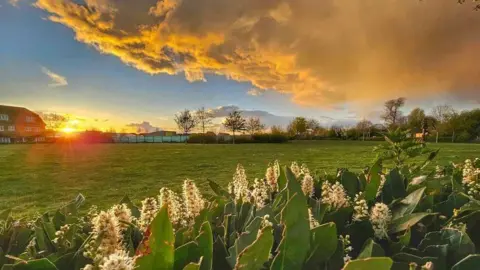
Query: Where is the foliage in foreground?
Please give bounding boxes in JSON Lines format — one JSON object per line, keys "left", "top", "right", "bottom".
{"left": 1, "top": 135, "right": 480, "bottom": 270}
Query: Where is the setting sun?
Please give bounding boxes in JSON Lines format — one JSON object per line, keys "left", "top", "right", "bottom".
{"left": 61, "top": 127, "right": 76, "bottom": 133}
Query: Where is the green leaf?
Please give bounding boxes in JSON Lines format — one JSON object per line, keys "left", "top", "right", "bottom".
{"left": 195, "top": 222, "right": 213, "bottom": 270}
{"left": 357, "top": 238, "right": 385, "bottom": 259}
{"left": 226, "top": 217, "right": 263, "bottom": 267}
{"left": 323, "top": 206, "right": 353, "bottom": 233}
{"left": 7, "top": 227, "right": 32, "bottom": 256}
{"left": 183, "top": 258, "right": 203, "bottom": 270}
{"left": 11, "top": 259, "right": 58, "bottom": 270}
{"left": 305, "top": 222, "right": 338, "bottom": 267}
{"left": 234, "top": 226, "right": 273, "bottom": 270}
{"left": 452, "top": 254, "right": 480, "bottom": 270}
{"left": 137, "top": 205, "right": 175, "bottom": 270}
{"left": 270, "top": 167, "right": 310, "bottom": 270}
{"left": 343, "top": 257, "right": 393, "bottom": 270}
{"left": 340, "top": 171, "right": 359, "bottom": 198}
{"left": 364, "top": 160, "right": 382, "bottom": 202}
{"left": 389, "top": 213, "right": 433, "bottom": 234}
{"left": 382, "top": 168, "right": 406, "bottom": 203}
{"left": 120, "top": 195, "right": 141, "bottom": 218}
{"left": 212, "top": 237, "right": 231, "bottom": 270}
{"left": 391, "top": 187, "right": 426, "bottom": 220}
{"left": 418, "top": 229, "right": 475, "bottom": 266}
{"left": 208, "top": 179, "right": 232, "bottom": 199}
{"left": 174, "top": 242, "right": 200, "bottom": 270}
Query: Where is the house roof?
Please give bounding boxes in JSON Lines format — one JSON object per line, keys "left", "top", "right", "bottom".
{"left": 0, "top": 105, "right": 45, "bottom": 125}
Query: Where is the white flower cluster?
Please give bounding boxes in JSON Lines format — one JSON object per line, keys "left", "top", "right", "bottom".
{"left": 421, "top": 261, "right": 434, "bottom": 270}
{"left": 321, "top": 181, "right": 351, "bottom": 210}
{"left": 290, "top": 162, "right": 301, "bottom": 178}
{"left": 84, "top": 211, "right": 123, "bottom": 265}
{"left": 183, "top": 179, "right": 205, "bottom": 223}
{"left": 159, "top": 187, "right": 184, "bottom": 226}
{"left": 308, "top": 208, "right": 320, "bottom": 229}
{"left": 376, "top": 174, "right": 386, "bottom": 198}
{"left": 139, "top": 197, "right": 159, "bottom": 231}
{"left": 301, "top": 174, "right": 315, "bottom": 197}
{"left": 339, "top": 235, "right": 353, "bottom": 263}
{"left": 99, "top": 250, "right": 135, "bottom": 270}
{"left": 52, "top": 224, "right": 71, "bottom": 249}
{"left": 462, "top": 159, "right": 480, "bottom": 197}
{"left": 300, "top": 163, "right": 310, "bottom": 176}
{"left": 229, "top": 164, "right": 249, "bottom": 201}
{"left": 109, "top": 204, "right": 132, "bottom": 231}
{"left": 260, "top": 215, "right": 273, "bottom": 229}
{"left": 252, "top": 178, "right": 270, "bottom": 209}
{"left": 265, "top": 166, "right": 278, "bottom": 192}
{"left": 352, "top": 192, "right": 369, "bottom": 222}
{"left": 434, "top": 165, "right": 445, "bottom": 178}
{"left": 369, "top": 203, "right": 392, "bottom": 239}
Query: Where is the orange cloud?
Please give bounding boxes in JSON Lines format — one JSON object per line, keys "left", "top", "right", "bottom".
{"left": 35, "top": 0, "right": 480, "bottom": 106}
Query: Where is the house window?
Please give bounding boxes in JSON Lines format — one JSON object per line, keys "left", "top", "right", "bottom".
{"left": 0, "top": 126, "right": 3, "bottom": 131}
{"left": 8, "top": 126, "right": 15, "bottom": 131}
{"left": 0, "top": 114, "right": 8, "bottom": 121}
{"left": 26, "top": 116, "right": 35, "bottom": 123}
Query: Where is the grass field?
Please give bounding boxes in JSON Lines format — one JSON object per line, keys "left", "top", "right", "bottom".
{"left": 1, "top": 141, "right": 479, "bottom": 217}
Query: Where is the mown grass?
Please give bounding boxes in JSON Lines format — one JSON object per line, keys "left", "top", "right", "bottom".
{"left": 1, "top": 141, "right": 478, "bottom": 217}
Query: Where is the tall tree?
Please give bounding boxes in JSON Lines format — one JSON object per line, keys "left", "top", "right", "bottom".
{"left": 270, "top": 125, "right": 284, "bottom": 134}
{"left": 444, "top": 110, "right": 461, "bottom": 143}
{"left": 287, "top": 117, "right": 308, "bottom": 136}
{"left": 356, "top": 119, "right": 373, "bottom": 141}
{"left": 431, "top": 104, "right": 454, "bottom": 124}
{"left": 223, "top": 110, "right": 246, "bottom": 144}
{"left": 407, "top": 108, "right": 426, "bottom": 132}
{"left": 174, "top": 109, "right": 197, "bottom": 135}
{"left": 38, "top": 112, "right": 69, "bottom": 131}
{"left": 381, "top": 97, "right": 406, "bottom": 128}
{"left": 306, "top": 119, "right": 322, "bottom": 135}
{"left": 245, "top": 117, "right": 265, "bottom": 135}
{"left": 195, "top": 107, "right": 214, "bottom": 134}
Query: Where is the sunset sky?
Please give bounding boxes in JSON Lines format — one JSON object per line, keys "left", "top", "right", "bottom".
{"left": 1, "top": 0, "right": 479, "bottom": 132}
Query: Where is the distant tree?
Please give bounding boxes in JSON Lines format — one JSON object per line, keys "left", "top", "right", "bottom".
{"left": 306, "top": 119, "right": 322, "bottom": 135}
{"left": 174, "top": 109, "right": 197, "bottom": 135}
{"left": 287, "top": 117, "right": 308, "bottom": 136}
{"left": 195, "top": 107, "right": 214, "bottom": 134}
{"left": 245, "top": 117, "right": 265, "bottom": 135}
{"left": 381, "top": 97, "right": 406, "bottom": 128}
{"left": 223, "top": 110, "right": 246, "bottom": 144}
{"left": 444, "top": 110, "right": 462, "bottom": 142}
{"left": 407, "top": 108, "right": 426, "bottom": 132}
{"left": 356, "top": 119, "right": 373, "bottom": 141}
{"left": 431, "top": 104, "right": 454, "bottom": 124}
{"left": 270, "top": 125, "right": 285, "bottom": 134}
{"left": 38, "top": 112, "right": 69, "bottom": 131}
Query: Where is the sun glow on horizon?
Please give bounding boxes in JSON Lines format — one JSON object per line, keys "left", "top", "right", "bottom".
{"left": 61, "top": 127, "right": 76, "bottom": 133}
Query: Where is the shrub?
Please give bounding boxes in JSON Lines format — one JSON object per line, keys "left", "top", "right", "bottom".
{"left": 1, "top": 143, "right": 480, "bottom": 269}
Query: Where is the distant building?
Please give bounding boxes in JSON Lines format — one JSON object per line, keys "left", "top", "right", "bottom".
{"left": 143, "top": 130, "right": 177, "bottom": 136}
{"left": 0, "top": 105, "right": 46, "bottom": 143}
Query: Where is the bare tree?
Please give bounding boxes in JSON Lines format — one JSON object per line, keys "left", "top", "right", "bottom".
{"left": 174, "top": 109, "right": 197, "bottom": 135}
{"left": 195, "top": 107, "right": 214, "bottom": 134}
{"left": 270, "top": 125, "right": 285, "bottom": 134}
{"left": 381, "top": 97, "right": 406, "bottom": 128}
{"left": 245, "top": 117, "right": 265, "bottom": 135}
{"left": 223, "top": 110, "right": 246, "bottom": 144}
{"left": 38, "top": 112, "right": 69, "bottom": 131}
{"left": 431, "top": 104, "right": 454, "bottom": 124}
{"left": 356, "top": 119, "right": 373, "bottom": 141}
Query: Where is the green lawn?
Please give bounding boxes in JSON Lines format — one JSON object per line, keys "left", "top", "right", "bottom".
{"left": 1, "top": 141, "right": 478, "bottom": 217}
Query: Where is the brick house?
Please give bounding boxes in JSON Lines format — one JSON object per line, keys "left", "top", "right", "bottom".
{"left": 0, "top": 105, "right": 46, "bottom": 143}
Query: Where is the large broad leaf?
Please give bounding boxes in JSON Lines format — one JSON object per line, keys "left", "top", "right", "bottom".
{"left": 226, "top": 217, "right": 263, "bottom": 267}
{"left": 136, "top": 206, "right": 175, "bottom": 270}
{"left": 212, "top": 237, "right": 231, "bottom": 270}
{"left": 392, "top": 253, "right": 440, "bottom": 269}
{"left": 174, "top": 242, "right": 200, "bottom": 270}
{"left": 234, "top": 226, "right": 273, "bottom": 270}
{"left": 434, "top": 193, "right": 470, "bottom": 218}
{"left": 326, "top": 239, "right": 345, "bottom": 270}
{"left": 207, "top": 179, "right": 232, "bottom": 199}
{"left": 10, "top": 259, "right": 58, "bottom": 270}
{"left": 270, "top": 167, "right": 310, "bottom": 270}
{"left": 357, "top": 238, "right": 385, "bottom": 259}
{"left": 418, "top": 229, "right": 475, "bottom": 266}
{"left": 364, "top": 160, "right": 382, "bottom": 202}
{"left": 391, "top": 187, "right": 426, "bottom": 220}
{"left": 389, "top": 213, "right": 433, "bottom": 234}
{"left": 340, "top": 171, "right": 359, "bottom": 198}
{"left": 345, "top": 221, "right": 375, "bottom": 258}
{"left": 7, "top": 227, "right": 32, "bottom": 256}
{"left": 183, "top": 258, "right": 203, "bottom": 270}
{"left": 195, "top": 222, "right": 213, "bottom": 270}
{"left": 304, "top": 222, "right": 337, "bottom": 267}
{"left": 120, "top": 195, "right": 141, "bottom": 218}
{"left": 323, "top": 206, "right": 353, "bottom": 233}
{"left": 452, "top": 254, "right": 480, "bottom": 270}
{"left": 382, "top": 168, "right": 406, "bottom": 203}
{"left": 343, "top": 257, "right": 393, "bottom": 270}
